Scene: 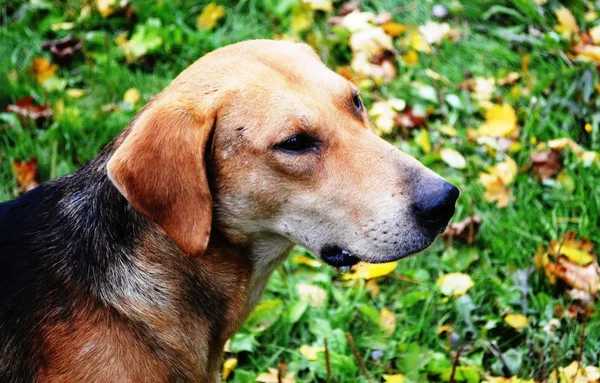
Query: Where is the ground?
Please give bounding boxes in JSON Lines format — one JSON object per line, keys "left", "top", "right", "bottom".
{"left": 1, "top": 1, "right": 600, "bottom": 382}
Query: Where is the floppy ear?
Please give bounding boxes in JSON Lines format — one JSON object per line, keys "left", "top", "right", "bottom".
{"left": 107, "top": 99, "right": 214, "bottom": 257}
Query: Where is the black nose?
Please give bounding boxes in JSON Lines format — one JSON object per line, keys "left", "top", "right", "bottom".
{"left": 413, "top": 180, "right": 459, "bottom": 231}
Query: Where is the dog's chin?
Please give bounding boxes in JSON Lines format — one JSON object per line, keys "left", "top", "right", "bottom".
{"left": 319, "top": 235, "right": 440, "bottom": 270}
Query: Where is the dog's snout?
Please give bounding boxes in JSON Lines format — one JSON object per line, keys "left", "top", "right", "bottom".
{"left": 413, "top": 180, "right": 459, "bottom": 231}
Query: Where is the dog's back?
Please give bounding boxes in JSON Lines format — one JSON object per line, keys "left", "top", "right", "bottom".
{"left": 0, "top": 182, "right": 66, "bottom": 381}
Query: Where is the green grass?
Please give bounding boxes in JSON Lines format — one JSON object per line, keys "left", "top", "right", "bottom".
{"left": 2, "top": 0, "right": 600, "bottom": 382}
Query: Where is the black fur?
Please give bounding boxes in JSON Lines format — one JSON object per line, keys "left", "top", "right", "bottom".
{"left": 0, "top": 143, "right": 230, "bottom": 381}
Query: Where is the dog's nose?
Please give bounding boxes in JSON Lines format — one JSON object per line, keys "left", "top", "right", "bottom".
{"left": 413, "top": 180, "right": 459, "bottom": 230}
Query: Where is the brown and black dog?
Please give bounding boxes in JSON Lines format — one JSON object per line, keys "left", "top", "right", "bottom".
{"left": 0, "top": 40, "right": 458, "bottom": 382}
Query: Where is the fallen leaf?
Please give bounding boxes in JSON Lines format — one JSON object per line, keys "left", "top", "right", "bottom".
{"left": 349, "top": 26, "right": 393, "bottom": 59}
{"left": 550, "top": 232, "right": 595, "bottom": 266}
{"left": 536, "top": 233, "right": 600, "bottom": 294}
{"left": 497, "top": 72, "right": 520, "bottom": 86}
{"left": 292, "top": 255, "right": 322, "bottom": 267}
{"left": 303, "top": 0, "right": 333, "bottom": 12}
{"left": 290, "top": 4, "right": 314, "bottom": 32}
{"left": 548, "top": 361, "right": 600, "bottom": 383}
{"left": 530, "top": 150, "right": 563, "bottom": 180}
{"left": 95, "top": 0, "right": 117, "bottom": 18}
{"left": 394, "top": 106, "right": 427, "bottom": 130}
{"left": 383, "top": 374, "right": 405, "bottom": 383}
{"left": 379, "top": 307, "right": 396, "bottom": 335}
{"left": 589, "top": 25, "right": 600, "bottom": 45}
{"left": 504, "top": 314, "right": 527, "bottom": 329}
{"left": 402, "top": 50, "right": 418, "bottom": 66}
{"left": 442, "top": 215, "right": 482, "bottom": 244}
{"left": 555, "top": 8, "right": 579, "bottom": 37}
{"left": 414, "top": 129, "right": 431, "bottom": 154}
{"left": 477, "top": 103, "right": 519, "bottom": 138}
{"left": 369, "top": 99, "right": 406, "bottom": 135}
{"left": 116, "top": 19, "right": 164, "bottom": 63}
{"left": 5, "top": 96, "right": 53, "bottom": 125}
{"left": 297, "top": 284, "right": 327, "bottom": 308}
{"left": 337, "top": 10, "right": 375, "bottom": 33}
{"left": 342, "top": 261, "right": 398, "bottom": 280}
{"left": 479, "top": 155, "right": 517, "bottom": 208}
{"left": 256, "top": 367, "right": 296, "bottom": 383}
{"left": 222, "top": 358, "right": 237, "bottom": 381}
{"left": 299, "top": 345, "right": 324, "bottom": 361}
{"left": 123, "top": 88, "right": 141, "bottom": 105}
{"left": 382, "top": 22, "right": 406, "bottom": 37}
{"left": 66, "top": 89, "right": 86, "bottom": 99}
{"left": 418, "top": 21, "right": 454, "bottom": 45}
{"left": 31, "top": 57, "right": 58, "bottom": 85}
{"left": 436, "top": 273, "right": 474, "bottom": 297}
{"left": 41, "top": 36, "right": 82, "bottom": 63}
{"left": 197, "top": 2, "right": 225, "bottom": 30}
{"left": 440, "top": 148, "right": 466, "bottom": 169}
{"left": 12, "top": 157, "right": 40, "bottom": 194}
{"left": 366, "top": 279, "right": 380, "bottom": 296}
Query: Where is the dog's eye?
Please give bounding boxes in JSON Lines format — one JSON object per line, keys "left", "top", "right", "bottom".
{"left": 352, "top": 92, "right": 363, "bottom": 111}
{"left": 275, "top": 134, "right": 319, "bottom": 154}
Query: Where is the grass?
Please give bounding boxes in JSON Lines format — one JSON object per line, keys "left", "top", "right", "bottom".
{"left": 1, "top": 0, "right": 600, "bottom": 382}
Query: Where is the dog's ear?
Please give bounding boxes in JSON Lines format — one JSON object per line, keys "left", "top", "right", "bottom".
{"left": 107, "top": 98, "right": 214, "bottom": 257}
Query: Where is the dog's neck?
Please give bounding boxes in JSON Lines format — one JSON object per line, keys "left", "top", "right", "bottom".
{"left": 55, "top": 145, "right": 293, "bottom": 379}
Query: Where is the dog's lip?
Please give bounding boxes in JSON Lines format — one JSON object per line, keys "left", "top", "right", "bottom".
{"left": 320, "top": 246, "right": 361, "bottom": 269}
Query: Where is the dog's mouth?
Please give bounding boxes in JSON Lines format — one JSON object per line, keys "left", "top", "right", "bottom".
{"left": 320, "top": 245, "right": 361, "bottom": 269}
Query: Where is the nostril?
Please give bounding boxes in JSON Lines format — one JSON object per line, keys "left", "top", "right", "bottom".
{"left": 413, "top": 181, "right": 459, "bottom": 228}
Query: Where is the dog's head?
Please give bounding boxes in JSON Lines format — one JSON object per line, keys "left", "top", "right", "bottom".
{"left": 107, "top": 40, "right": 458, "bottom": 267}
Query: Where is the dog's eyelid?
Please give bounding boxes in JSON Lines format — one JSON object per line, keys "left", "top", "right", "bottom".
{"left": 273, "top": 132, "right": 320, "bottom": 154}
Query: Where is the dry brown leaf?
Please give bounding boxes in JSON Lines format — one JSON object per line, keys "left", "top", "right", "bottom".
{"left": 442, "top": 215, "right": 482, "bottom": 244}
{"left": 5, "top": 96, "right": 53, "bottom": 125}
{"left": 531, "top": 150, "right": 563, "bottom": 180}
{"left": 41, "top": 36, "right": 82, "bottom": 64}
{"left": 12, "top": 157, "right": 40, "bottom": 195}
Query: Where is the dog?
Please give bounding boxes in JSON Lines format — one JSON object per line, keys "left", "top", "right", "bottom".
{"left": 0, "top": 39, "right": 458, "bottom": 382}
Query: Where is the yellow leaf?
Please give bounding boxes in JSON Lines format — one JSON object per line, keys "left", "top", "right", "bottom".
{"left": 290, "top": 5, "right": 313, "bottom": 32}
{"left": 256, "top": 368, "right": 296, "bottom": 383}
{"left": 342, "top": 261, "right": 398, "bottom": 281}
{"left": 436, "top": 273, "right": 474, "bottom": 297}
{"left": 297, "top": 284, "right": 327, "bottom": 308}
{"left": 292, "top": 255, "right": 322, "bottom": 267}
{"left": 477, "top": 103, "right": 519, "bottom": 138}
{"left": 66, "top": 88, "right": 86, "bottom": 99}
{"left": 576, "top": 45, "right": 600, "bottom": 64}
{"left": 302, "top": 0, "right": 332, "bottom": 12}
{"left": 299, "top": 345, "right": 324, "bottom": 361}
{"left": 402, "top": 50, "right": 418, "bottom": 66}
{"left": 560, "top": 246, "right": 594, "bottom": 266}
{"left": 379, "top": 308, "right": 396, "bottom": 336}
{"left": 479, "top": 155, "right": 517, "bottom": 208}
{"left": 404, "top": 30, "right": 430, "bottom": 53}
{"left": 383, "top": 374, "right": 405, "bottom": 383}
{"left": 585, "top": 11, "right": 598, "bottom": 22}
{"left": 222, "top": 358, "right": 237, "bottom": 381}
{"left": 504, "top": 314, "right": 528, "bottom": 329}
{"left": 196, "top": 2, "right": 225, "bottom": 31}
{"left": 440, "top": 148, "right": 466, "bottom": 169}
{"left": 123, "top": 88, "right": 141, "bottom": 105}
{"left": 436, "top": 324, "right": 453, "bottom": 335}
{"left": 589, "top": 26, "right": 600, "bottom": 44}
{"left": 439, "top": 124, "right": 457, "bottom": 136}
{"left": 415, "top": 129, "right": 431, "bottom": 154}
{"left": 95, "top": 0, "right": 117, "bottom": 18}
{"left": 32, "top": 57, "right": 58, "bottom": 84}
{"left": 383, "top": 22, "right": 406, "bottom": 37}
{"left": 555, "top": 8, "right": 579, "bottom": 37}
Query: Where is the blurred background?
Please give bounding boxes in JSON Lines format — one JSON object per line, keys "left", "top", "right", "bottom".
{"left": 1, "top": 1, "right": 600, "bottom": 382}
